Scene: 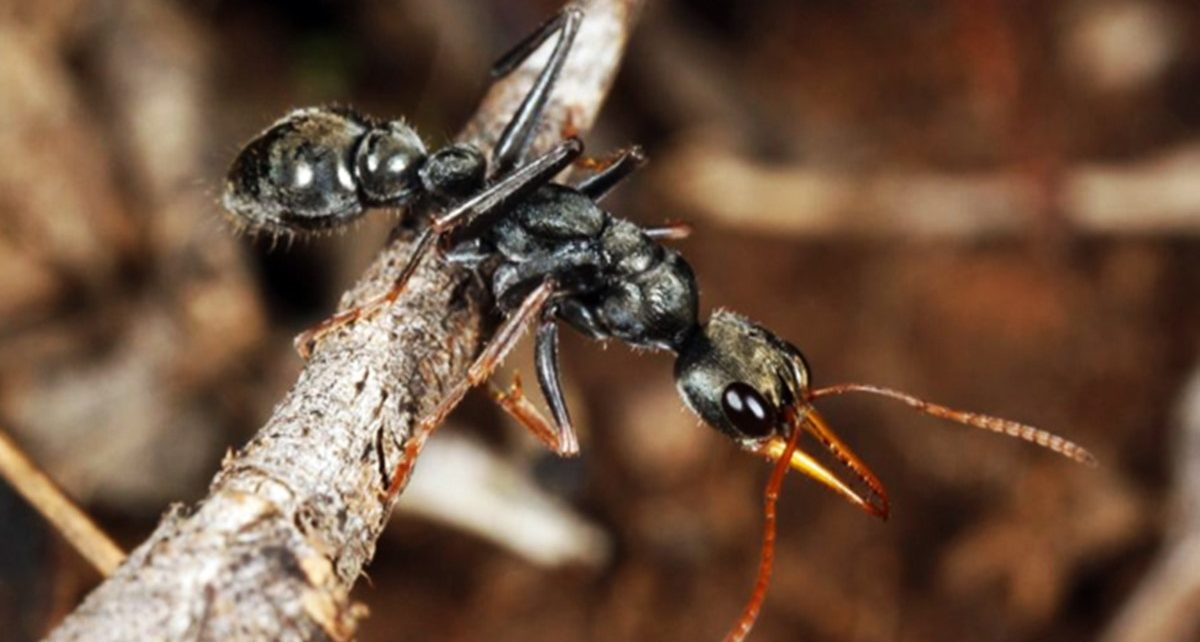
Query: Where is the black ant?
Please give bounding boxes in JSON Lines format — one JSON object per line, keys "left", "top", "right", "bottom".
{"left": 223, "top": 6, "right": 1096, "bottom": 641}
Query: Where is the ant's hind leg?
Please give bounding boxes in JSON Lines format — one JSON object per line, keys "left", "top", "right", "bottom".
{"left": 432, "top": 137, "right": 582, "bottom": 238}
{"left": 382, "top": 280, "right": 558, "bottom": 500}
{"left": 388, "top": 139, "right": 580, "bottom": 310}
{"left": 292, "top": 231, "right": 438, "bottom": 358}
{"left": 490, "top": 6, "right": 584, "bottom": 175}
{"left": 293, "top": 139, "right": 582, "bottom": 359}
{"left": 575, "top": 146, "right": 646, "bottom": 202}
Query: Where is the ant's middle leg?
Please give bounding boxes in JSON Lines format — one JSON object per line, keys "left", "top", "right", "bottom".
{"left": 534, "top": 312, "right": 577, "bottom": 452}
{"left": 294, "top": 139, "right": 582, "bottom": 358}
{"left": 382, "top": 279, "right": 557, "bottom": 500}
{"left": 575, "top": 146, "right": 646, "bottom": 202}
{"left": 572, "top": 145, "right": 692, "bottom": 240}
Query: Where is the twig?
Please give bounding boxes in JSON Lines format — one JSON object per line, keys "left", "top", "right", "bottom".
{"left": 1099, "top": 365, "right": 1200, "bottom": 642}
{"left": 42, "top": 1, "right": 641, "bottom": 640}
{"left": 395, "top": 432, "right": 611, "bottom": 568}
{"left": 0, "top": 426, "right": 125, "bottom": 576}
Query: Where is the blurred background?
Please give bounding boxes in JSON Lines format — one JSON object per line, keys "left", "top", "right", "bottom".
{"left": 2, "top": 0, "right": 1199, "bottom": 640}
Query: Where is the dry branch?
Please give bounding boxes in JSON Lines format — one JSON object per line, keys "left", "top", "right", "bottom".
{"left": 396, "top": 432, "right": 611, "bottom": 568}
{"left": 43, "top": 1, "right": 641, "bottom": 639}
{"left": 0, "top": 426, "right": 125, "bottom": 576}
{"left": 1100, "top": 365, "right": 1200, "bottom": 642}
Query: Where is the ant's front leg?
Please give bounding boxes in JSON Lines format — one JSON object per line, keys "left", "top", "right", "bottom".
{"left": 533, "top": 312, "right": 579, "bottom": 454}
{"left": 491, "top": 371, "right": 579, "bottom": 457}
{"left": 490, "top": 309, "right": 581, "bottom": 456}
{"left": 294, "top": 139, "right": 582, "bottom": 359}
{"left": 382, "top": 279, "right": 558, "bottom": 500}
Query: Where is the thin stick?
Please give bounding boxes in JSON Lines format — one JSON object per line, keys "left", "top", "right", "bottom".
{"left": 45, "top": 2, "right": 642, "bottom": 639}
{"left": 0, "top": 426, "right": 125, "bottom": 576}
{"left": 808, "top": 383, "right": 1098, "bottom": 466}
{"left": 723, "top": 417, "right": 802, "bottom": 642}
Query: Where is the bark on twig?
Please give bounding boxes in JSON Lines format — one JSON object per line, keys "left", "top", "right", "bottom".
{"left": 44, "top": 1, "right": 640, "bottom": 639}
{"left": 0, "top": 426, "right": 125, "bottom": 576}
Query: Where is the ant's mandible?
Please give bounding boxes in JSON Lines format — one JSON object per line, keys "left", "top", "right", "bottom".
{"left": 223, "top": 6, "right": 1096, "bottom": 641}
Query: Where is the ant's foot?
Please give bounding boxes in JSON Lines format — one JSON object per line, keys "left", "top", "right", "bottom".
{"left": 293, "top": 298, "right": 388, "bottom": 359}
{"left": 294, "top": 308, "right": 358, "bottom": 359}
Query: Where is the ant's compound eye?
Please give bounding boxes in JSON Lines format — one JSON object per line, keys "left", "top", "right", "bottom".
{"left": 354, "top": 123, "right": 426, "bottom": 204}
{"left": 721, "top": 382, "right": 778, "bottom": 439}
{"left": 223, "top": 108, "right": 368, "bottom": 234}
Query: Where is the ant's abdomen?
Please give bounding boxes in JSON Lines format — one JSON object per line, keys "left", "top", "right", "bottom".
{"left": 224, "top": 107, "right": 430, "bottom": 236}
{"left": 224, "top": 108, "right": 371, "bottom": 234}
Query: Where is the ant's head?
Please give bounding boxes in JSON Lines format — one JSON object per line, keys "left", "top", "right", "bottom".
{"left": 675, "top": 310, "right": 888, "bottom": 518}
{"left": 223, "top": 108, "right": 426, "bottom": 234}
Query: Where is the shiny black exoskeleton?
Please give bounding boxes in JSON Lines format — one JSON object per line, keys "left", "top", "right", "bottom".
{"left": 441, "top": 165, "right": 704, "bottom": 443}
{"left": 223, "top": 107, "right": 488, "bottom": 235}
{"left": 465, "top": 184, "right": 699, "bottom": 351}
{"left": 222, "top": 6, "right": 582, "bottom": 236}
{"left": 225, "top": 5, "right": 889, "bottom": 514}
{"left": 223, "top": 8, "right": 1102, "bottom": 642}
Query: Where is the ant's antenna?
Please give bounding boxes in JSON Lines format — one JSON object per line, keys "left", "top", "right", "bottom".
{"left": 807, "top": 383, "right": 1098, "bottom": 467}
{"left": 722, "top": 384, "right": 1096, "bottom": 642}
{"left": 723, "top": 413, "right": 802, "bottom": 642}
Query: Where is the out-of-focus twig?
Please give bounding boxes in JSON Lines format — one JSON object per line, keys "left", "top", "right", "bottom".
{"left": 3, "top": 0, "right": 260, "bottom": 510}
{"left": 43, "top": 2, "right": 641, "bottom": 640}
{"left": 0, "top": 426, "right": 125, "bottom": 577}
{"left": 396, "top": 432, "right": 611, "bottom": 568}
{"left": 656, "top": 139, "right": 1200, "bottom": 238}
{"left": 1100, "top": 365, "right": 1200, "bottom": 642}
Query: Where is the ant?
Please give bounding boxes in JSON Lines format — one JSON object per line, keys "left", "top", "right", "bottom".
{"left": 223, "top": 5, "right": 1097, "bottom": 641}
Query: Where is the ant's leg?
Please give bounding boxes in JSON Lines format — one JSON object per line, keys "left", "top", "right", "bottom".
{"left": 576, "top": 146, "right": 646, "bottom": 202}
{"left": 572, "top": 146, "right": 691, "bottom": 240}
{"left": 491, "top": 372, "right": 579, "bottom": 456}
{"left": 294, "top": 139, "right": 581, "bottom": 359}
{"left": 491, "top": 6, "right": 584, "bottom": 175}
{"left": 641, "top": 221, "right": 693, "bottom": 241}
{"left": 433, "top": 137, "right": 581, "bottom": 237}
{"left": 533, "top": 313, "right": 580, "bottom": 454}
{"left": 573, "top": 146, "right": 690, "bottom": 240}
{"left": 383, "top": 280, "right": 557, "bottom": 500}
{"left": 292, "top": 232, "right": 436, "bottom": 358}
{"left": 393, "top": 139, "right": 580, "bottom": 300}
